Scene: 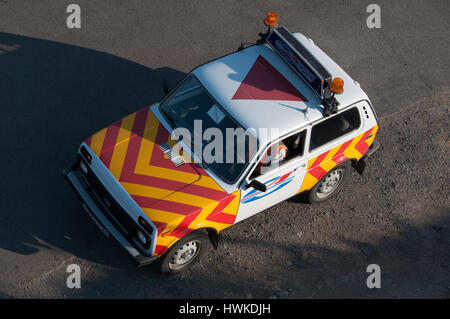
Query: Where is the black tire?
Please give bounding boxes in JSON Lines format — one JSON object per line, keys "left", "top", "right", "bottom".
{"left": 158, "top": 230, "right": 209, "bottom": 275}
{"left": 308, "top": 161, "right": 351, "bottom": 204}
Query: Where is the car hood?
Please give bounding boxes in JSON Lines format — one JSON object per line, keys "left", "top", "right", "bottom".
{"left": 84, "top": 106, "right": 240, "bottom": 242}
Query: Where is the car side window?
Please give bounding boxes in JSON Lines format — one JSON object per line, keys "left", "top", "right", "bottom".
{"left": 249, "top": 130, "right": 306, "bottom": 180}
{"left": 309, "top": 107, "right": 361, "bottom": 151}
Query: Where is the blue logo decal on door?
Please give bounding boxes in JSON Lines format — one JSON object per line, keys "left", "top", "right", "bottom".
{"left": 241, "top": 172, "right": 294, "bottom": 204}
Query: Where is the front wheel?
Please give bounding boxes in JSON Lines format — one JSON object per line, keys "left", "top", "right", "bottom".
{"left": 308, "top": 161, "right": 351, "bottom": 204}
{"left": 158, "top": 231, "right": 209, "bottom": 275}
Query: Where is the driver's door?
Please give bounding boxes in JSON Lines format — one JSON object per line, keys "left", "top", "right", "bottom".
{"left": 235, "top": 130, "right": 308, "bottom": 223}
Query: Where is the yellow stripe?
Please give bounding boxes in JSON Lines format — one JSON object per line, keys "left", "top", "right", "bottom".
{"left": 194, "top": 190, "right": 241, "bottom": 231}
{"left": 108, "top": 113, "right": 136, "bottom": 179}
{"left": 134, "top": 111, "right": 160, "bottom": 175}
{"left": 155, "top": 236, "right": 180, "bottom": 250}
{"left": 344, "top": 130, "right": 368, "bottom": 159}
{"left": 222, "top": 190, "right": 240, "bottom": 215}
{"left": 298, "top": 174, "right": 317, "bottom": 193}
{"left": 121, "top": 182, "right": 216, "bottom": 208}
{"left": 324, "top": 144, "right": 340, "bottom": 162}
{"left": 151, "top": 192, "right": 241, "bottom": 253}
{"left": 307, "top": 156, "right": 317, "bottom": 169}
{"left": 124, "top": 182, "right": 226, "bottom": 231}
{"left": 197, "top": 219, "right": 234, "bottom": 231}
{"left": 130, "top": 111, "right": 224, "bottom": 191}
{"left": 141, "top": 208, "right": 186, "bottom": 225}
{"left": 317, "top": 144, "right": 340, "bottom": 172}
{"left": 365, "top": 125, "right": 378, "bottom": 146}
{"left": 189, "top": 202, "right": 218, "bottom": 229}
{"left": 89, "top": 128, "right": 108, "bottom": 156}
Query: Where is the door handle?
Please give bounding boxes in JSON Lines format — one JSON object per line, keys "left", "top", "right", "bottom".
{"left": 294, "top": 163, "right": 306, "bottom": 172}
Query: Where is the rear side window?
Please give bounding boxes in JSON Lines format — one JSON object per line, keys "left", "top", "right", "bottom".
{"left": 309, "top": 107, "right": 361, "bottom": 151}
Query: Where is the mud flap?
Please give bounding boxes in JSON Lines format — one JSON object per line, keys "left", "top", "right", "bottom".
{"left": 354, "top": 157, "right": 367, "bottom": 176}
{"left": 207, "top": 229, "right": 220, "bottom": 249}
{"left": 353, "top": 141, "right": 381, "bottom": 175}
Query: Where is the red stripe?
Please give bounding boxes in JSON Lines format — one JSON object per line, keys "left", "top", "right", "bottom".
{"left": 167, "top": 213, "right": 200, "bottom": 238}
{"left": 105, "top": 106, "right": 235, "bottom": 243}
{"left": 205, "top": 194, "right": 237, "bottom": 225}
{"left": 232, "top": 55, "right": 308, "bottom": 101}
{"left": 151, "top": 221, "right": 168, "bottom": 236}
{"left": 206, "top": 212, "right": 236, "bottom": 224}
{"left": 117, "top": 108, "right": 228, "bottom": 202}
{"left": 277, "top": 172, "right": 292, "bottom": 184}
{"left": 120, "top": 108, "right": 149, "bottom": 179}
{"left": 155, "top": 245, "right": 168, "bottom": 255}
{"left": 205, "top": 196, "right": 232, "bottom": 219}
{"left": 161, "top": 191, "right": 232, "bottom": 239}
{"left": 99, "top": 120, "right": 122, "bottom": 168}
{"left": 149, "top": 122, "right": 209, "bottom": 176}
{"left": 310, "top": 150, "right": 330, "bottom": 169}
{"left": 131, "top": 195, "right": 201, "bottom": 216}
{"left": 308, "top": 165, "right": 328, "bottom": 180}
{"left": 331, "top": 138, "right": 352, "bottom": 164}
{"left": 85, "top": 136, "right": 92, "bottom": 147}
{"left": 120, "top": 173, "right": 227, "bottom": 201}
{"left": 355, "top": 128, "right": 374, "bottom": 155}
{"left": 307, "top": 150, "right": 329, "bottom": 180}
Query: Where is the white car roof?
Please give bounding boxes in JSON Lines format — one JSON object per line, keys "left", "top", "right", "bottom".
{"left": 192, "top": 31, "right": 369, "bottom": 146}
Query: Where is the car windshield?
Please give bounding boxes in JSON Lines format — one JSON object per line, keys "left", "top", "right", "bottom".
{"left": 159, "top": 75, "right": 257, "bottom": 184}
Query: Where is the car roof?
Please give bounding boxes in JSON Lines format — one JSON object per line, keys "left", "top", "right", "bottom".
{"left": 192, "top": 31, "right": 369, "bottom": 147}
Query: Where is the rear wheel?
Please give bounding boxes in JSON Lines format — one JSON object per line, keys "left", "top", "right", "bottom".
{"left": 158, "top": 231, "right": 209, "bottom": 275}
{"left": 308, "top": 161, "right": 351, "bottom": 204}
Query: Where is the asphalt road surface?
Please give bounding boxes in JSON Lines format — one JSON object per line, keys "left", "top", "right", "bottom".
{"left": 0, "top": 0, "right": 449, "bottom": 298}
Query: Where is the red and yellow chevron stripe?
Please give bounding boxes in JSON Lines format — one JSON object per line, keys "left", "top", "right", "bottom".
{"left": 298, "top": 125, "right": 379, "bottom": 193}
{"left": 85, "top": 105, "right": 240, "bottom": 256}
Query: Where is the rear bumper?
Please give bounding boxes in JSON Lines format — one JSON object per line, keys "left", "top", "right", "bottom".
{"left": 64, "top": 164, "right": 157, "bottom": 267}
{"left": 353, "top": 141, "right": 381, "bottom": 175}
{"left": 366, "top": 140, "right": 381, "bottom": 158}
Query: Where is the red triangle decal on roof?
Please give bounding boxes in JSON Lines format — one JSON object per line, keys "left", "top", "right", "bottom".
{"left": 232, "top": 55, "right": 308, "bottom": 101}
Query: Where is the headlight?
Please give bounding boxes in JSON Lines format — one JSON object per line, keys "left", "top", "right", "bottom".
{"left": 136, "top": 230, "right": 148, "bottom": 245}
{"left": 79, "top": 160, "right": 88, "bottom": 174}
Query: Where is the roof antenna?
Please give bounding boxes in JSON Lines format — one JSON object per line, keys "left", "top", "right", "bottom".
{"left": 237, "top": 3, "right": 244, "bottom": 51}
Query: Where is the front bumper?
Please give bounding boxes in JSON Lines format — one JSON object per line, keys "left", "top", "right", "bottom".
{"left": 64, "top": 164, "right": 157, "bottom": 267}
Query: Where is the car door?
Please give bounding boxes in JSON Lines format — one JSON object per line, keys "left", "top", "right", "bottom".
{"left": 235, "top": 129, "right": 308, "bottom": 223}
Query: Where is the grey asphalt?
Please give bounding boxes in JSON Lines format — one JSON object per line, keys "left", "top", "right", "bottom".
{"left": 0, "top": 0, "right": 449, "bottom": 298}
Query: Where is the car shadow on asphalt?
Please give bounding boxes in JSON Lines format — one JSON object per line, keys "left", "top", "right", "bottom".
{"left": 60, "top": 212, "right": 449, "bottom": 298}
{"left": 0, "top": 32, "right": 186, "bottom": 266}
{"left": 1, "top": 33, "right": 449, "bottom": 299}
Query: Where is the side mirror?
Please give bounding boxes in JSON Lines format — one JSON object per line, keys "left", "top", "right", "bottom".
{"left": 246, "top": 180, "right": 267, "bottom": 192}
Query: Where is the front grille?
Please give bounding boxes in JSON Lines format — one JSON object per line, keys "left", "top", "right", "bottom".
{"left": 78, "top": 157, "right": 139, "bottom": 238}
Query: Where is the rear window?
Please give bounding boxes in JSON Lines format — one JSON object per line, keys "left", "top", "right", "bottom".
{"left": 309, "top": 107, "right": 361, "bottom": 151}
